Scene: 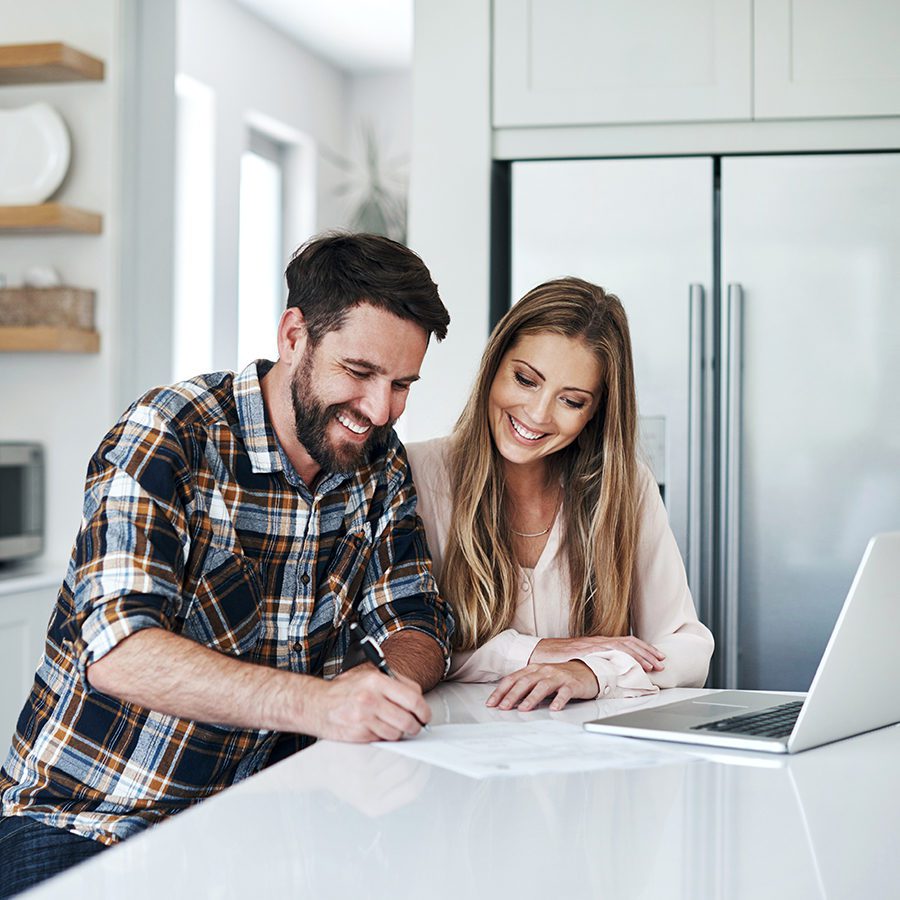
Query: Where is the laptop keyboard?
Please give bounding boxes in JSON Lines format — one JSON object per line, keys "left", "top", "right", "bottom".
{"left": 691, "top": 700, "right": 804, "bottom": 738}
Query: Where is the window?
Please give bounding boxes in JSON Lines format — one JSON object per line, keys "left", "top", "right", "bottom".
{"left": 173, "top": 75, "right": 215, "bottom": 382}
{"left": 237, "top": 131, "right": 286, "bottom": 369}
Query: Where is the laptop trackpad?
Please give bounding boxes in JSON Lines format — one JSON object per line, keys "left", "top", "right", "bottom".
{"left": 665, "top": 700, "right": 755, "bottom": 719}
{"left": 658, "top": 691, "right": 796, "bottom": 721}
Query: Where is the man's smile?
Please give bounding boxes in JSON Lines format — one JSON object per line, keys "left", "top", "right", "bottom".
{"left": 336, "top": 411, "right": 372, "bottom": 437}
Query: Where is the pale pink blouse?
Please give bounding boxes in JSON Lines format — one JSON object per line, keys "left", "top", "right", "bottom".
{"left": 406, "top": 436, "right": 714, "bottom": 698}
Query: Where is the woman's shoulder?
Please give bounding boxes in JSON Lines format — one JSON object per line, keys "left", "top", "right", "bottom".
{"left": 404, "top": 435, "right": 454, "bottom": 492}
{"left": 634, "top": 458, "right": 659, "bottom": 495}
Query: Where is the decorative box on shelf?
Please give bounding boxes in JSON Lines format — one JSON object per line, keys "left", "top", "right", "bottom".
{"left": 0, "top": 286, "right": 99, "bottom": 353}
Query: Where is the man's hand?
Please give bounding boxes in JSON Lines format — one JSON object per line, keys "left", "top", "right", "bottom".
{"left": 86, "top": 628, "right": 430, "bottom": 743}
{"left": 304, "top": 665, "right": 432, "bottom": 742}
{"left": 529, "top": 636, "right": 666, "bottom": 672}
{"left": 486, "top": 661, "right": 600, "bottom": 712}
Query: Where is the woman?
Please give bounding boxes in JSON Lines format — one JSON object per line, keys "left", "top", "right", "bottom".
{"left": 407, "top": 277, "right": 713, "bottom": 711}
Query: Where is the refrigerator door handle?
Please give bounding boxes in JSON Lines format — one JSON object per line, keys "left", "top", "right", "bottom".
{"left": 722, "top": 283, "right": 744, "bottom": 688}
{"left": 687, "top": 284, "right": 705, "bottom": 598}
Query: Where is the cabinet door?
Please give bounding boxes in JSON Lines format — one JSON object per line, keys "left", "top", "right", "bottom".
{"left": 755, "top": 0, "right": 900, "bottom": 119}
{"left": 0, "top": 587, "right": 56, "bottom": 749}
{"left": 493, "top": 0, "right": 752, "bottom": 127}
{"left": 721, "top": 153, "right": 900, "bottom": 690}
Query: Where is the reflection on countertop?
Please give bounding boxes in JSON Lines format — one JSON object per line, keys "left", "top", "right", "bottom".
{"left": 23, "top": 683, "right": 900, "bottom": 900}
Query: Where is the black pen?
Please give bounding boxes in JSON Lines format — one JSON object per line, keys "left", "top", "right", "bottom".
{"left": 349, "top": 622, "right": 430, "bottom": 732}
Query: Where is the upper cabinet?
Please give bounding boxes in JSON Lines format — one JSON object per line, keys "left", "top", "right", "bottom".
{"left": 493, "top": 0, "right": 900, "bottom": 128}
{"left": 754, "top": 0, "right": 900, "bottom": 119}
{"left": 493, "top": 0, "right": 753, "bottom": 127}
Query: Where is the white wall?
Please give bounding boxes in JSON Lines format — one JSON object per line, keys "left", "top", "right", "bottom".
{"left": 341, "top": 71, "right": 411, "bottom": 239}
{"left": 405, "top": 0, "right": 492, "bottom": 441}
{"left": 345, "top": 72, "right": 411, "bottom": 165}
{"left": 177, "top": 0, "right": 350, "bottom": 372}
{"left": 0, "top": 0, "right": 126, "bottom": 568}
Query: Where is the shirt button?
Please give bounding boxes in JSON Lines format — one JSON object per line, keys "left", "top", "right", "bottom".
{"left": 603, "top": 685, "right": 611, "bottom": 696}
{"left": 522, "top": 581, "right": 530, "bottom": 592}
{"left": 300, "top": 572, "right": 310, "bottom": 586}
{"left": 293, "top": 641, "right": 303, "bottom": 654}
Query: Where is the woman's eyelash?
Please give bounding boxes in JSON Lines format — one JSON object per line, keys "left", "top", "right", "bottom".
{"left": 515, "top": 371, "right": 586, "bottom": 409}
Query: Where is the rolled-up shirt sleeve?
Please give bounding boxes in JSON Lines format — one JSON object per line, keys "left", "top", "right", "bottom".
{"left": 69, "top": 407, "right": 193, "bottom": 684}
{"left": 357, "top": 456, "right": 455, "bottom": 671}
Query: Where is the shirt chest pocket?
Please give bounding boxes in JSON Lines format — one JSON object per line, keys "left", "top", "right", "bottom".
{"left": 183, "top": 554, "right": 263, "bottom": 656}
{"left": 322, "top": 528, "right": 374, "bottom": 628}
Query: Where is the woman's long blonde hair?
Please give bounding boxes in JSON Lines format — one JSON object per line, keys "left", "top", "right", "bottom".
{"left": 443, "top": 277, "right": 640, "bottom": 650}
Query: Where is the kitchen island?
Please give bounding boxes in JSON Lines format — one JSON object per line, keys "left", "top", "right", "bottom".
{"left": 22, "top": 683, "right": 899, "bottom": 899}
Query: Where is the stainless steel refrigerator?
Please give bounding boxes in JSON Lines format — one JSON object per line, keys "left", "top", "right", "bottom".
{"left": 510, "top": 153, "right": 900, "bottom": 691}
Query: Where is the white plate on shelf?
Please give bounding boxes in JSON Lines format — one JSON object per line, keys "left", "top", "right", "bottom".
{"left": 0, "top": 102, "right": 71, "bottom": 205}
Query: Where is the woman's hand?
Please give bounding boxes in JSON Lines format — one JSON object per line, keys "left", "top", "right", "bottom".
{"left": 529, "top": 636, "right": 666, "bottom": 672}
{"left": 486, "top": 661, "right": 599, "bottom": 712}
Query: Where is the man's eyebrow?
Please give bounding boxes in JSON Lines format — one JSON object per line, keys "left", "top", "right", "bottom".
{"left": 342, "top": 358, "right": 421, "bottom": 383}
{"left": 512, "top": 358, "right": 595, "bottom": 396}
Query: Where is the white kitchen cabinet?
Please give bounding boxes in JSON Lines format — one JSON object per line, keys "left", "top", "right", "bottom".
{"left": 493, "top": 0, "right": 900, "bottom": 128}
{"left": 493, "top": 0, "right": 753, "bottom": 127}
{"left": 754, "top": 0, "right": 900, "bottom": 119}
{"left": 0, "top": 575, "right": 58, "bottom": 751}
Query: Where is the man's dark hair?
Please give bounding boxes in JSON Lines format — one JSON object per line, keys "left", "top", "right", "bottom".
{"left": 284, "top": 232, "right": 450, "bottom": 343}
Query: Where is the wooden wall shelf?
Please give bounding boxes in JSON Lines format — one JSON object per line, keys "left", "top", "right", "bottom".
{"left": 0, "top": 42, "right": 104, "bottom": 85}
{"left": 0, "top": 326, "right": 100, "bottom": 353}
{"left": 0, "top": 203, "right": 103, "bottom": 234}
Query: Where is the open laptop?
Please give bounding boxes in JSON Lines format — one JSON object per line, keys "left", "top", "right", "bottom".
{"left": 584, "top": 532, "right": 900, "bottom": 753}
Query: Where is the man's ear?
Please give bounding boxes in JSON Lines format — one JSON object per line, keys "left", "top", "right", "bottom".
{"left": 277, "top": 307, "right": 308, "bottom": 361}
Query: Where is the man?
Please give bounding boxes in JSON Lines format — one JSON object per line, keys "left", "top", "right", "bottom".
{"left": 0, "top": 233, "right": 453, "bottom": 896}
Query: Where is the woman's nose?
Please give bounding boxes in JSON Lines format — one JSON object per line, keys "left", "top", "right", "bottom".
{"left": 525, "top": 391, "right": 553, "bottom": 426}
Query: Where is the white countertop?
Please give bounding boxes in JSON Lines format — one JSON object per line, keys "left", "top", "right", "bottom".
{"left": 0, "top": 560, "right": 64, "bottom": 596}
{"left": 22, "top": 683, "right": 900, "bottom": 899}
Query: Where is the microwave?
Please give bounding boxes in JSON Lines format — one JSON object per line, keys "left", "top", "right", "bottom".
{"left": 0, "top": 443, "right": 44, "bottom": 563}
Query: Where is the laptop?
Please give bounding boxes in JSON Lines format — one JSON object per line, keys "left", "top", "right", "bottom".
{"left": 584, "top": 532, "right": 900, "bottom": 753}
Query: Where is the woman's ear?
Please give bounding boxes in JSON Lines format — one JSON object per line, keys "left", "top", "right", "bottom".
{"left": 276, "top": 307, "right": 308, "bottom": 362}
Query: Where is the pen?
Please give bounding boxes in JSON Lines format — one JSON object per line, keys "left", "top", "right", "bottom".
{"left": 348, "top": 622, "right": 431, "bottom": 732}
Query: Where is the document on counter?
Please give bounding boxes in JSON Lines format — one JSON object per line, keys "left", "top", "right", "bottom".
{"left": 376, "top": 720, "right": 687, "bottom": 779}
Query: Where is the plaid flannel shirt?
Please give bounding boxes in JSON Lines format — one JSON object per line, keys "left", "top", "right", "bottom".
{"left": 0, "top": 361, "right": 452, "bottom": 845}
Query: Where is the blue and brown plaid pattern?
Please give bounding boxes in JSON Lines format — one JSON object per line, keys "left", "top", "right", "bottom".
{"left": 0, "top": 361, "right": 452, "bottom": 845}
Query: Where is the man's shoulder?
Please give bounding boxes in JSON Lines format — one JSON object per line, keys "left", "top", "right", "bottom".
{"left": 124, "top": 371, "right": 238, "bottom": 436}
{"left": 97, "top": 372, "right": 239, "bottom": 480}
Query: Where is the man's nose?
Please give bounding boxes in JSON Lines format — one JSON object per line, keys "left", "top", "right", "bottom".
{"left": 358, "top": 381, "right": 392, "bottom": 427}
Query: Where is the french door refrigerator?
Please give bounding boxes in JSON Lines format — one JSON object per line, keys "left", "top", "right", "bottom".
{"left": 510, "top": 153, "right": 900, "bottom": 690}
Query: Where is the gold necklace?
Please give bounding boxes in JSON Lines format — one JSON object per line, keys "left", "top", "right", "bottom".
{"left": 510, "top": 486, "right": 560, "bottom": 538}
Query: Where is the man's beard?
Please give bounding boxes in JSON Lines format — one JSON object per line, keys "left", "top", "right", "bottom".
{"left": 290, "top": 349, "right": 393, "bottom": 475}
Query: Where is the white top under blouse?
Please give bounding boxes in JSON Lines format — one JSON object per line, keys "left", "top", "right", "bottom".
{"left": 406, "top": 436, "right": 714, "bottom": 698}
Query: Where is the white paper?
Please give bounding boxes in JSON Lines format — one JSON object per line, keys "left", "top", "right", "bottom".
{"left": 376, "top": 720, "right": 688, "bottom": 779}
